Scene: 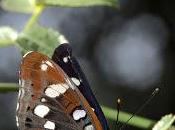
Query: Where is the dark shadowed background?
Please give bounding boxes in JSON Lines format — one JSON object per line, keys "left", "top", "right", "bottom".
{"left": 0, "top": 0, "right": 175, "bottom": 129}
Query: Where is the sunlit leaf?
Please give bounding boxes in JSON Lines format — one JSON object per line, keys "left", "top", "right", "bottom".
{"left": 37, "top": 0, "right": 118, "bottom": 8}
{"left": 17, "top": 24, "right": 68, "bottom": 57}
{"left": 0, "top": 27, "right": 18, "bottom": 47}
{"left": 152, "top": 114, "right": 175, "bottom": 130}
{"left": 1, "top": 0, "right": 35, "bottom": 13}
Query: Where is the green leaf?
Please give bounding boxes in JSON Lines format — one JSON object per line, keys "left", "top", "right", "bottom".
{"left": 17, "top": 24, "right": 68, "bottom": 57}
{"left": 152, "top": 114, "right": 175, "bottom": 130}
{"left": 0, "top": 27, "right": 18, "bottom": 47}
{"left": 1, "top": 0, "right": 35, "bottom": 13}
{"left": 37, "top": 0, "right": 118, "bottom": 8}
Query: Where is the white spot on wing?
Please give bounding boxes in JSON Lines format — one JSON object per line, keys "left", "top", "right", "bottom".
{"left": 45, "top": 87, "right": 60, "bottom": 98}
{"left": 41, "top": 63, "right": 48, "bottom": 71}
{"left": 84, "top": 124, "right": 95, "bottom": 130}
{"left": 46, "top": 61, "right": 54, "bottom": 67}
{"left": 71, "top": 77, "right": 81, "bottom": 86}
{"left": 34, "top": 105, "right": 50, "bottom": 118}
{"left": 61, "top": 83, "right": 69, "bottom": 89}
{"left": 73, "top": 109, "right": 86, "bottom": 121}
{"left": 57, "top": 85, "right": 67, "bottom": 94}
{"left": 66, "top": 79, "right": 75, "bottom": 90}
{"left": 44, "top": 121, "right": 55, "bottom": 130}
{"left": 23, "top": 51, "right": 33, "bottom": 57}
{"left": 91, "top": 108, "right": 95, "bottom": 111}
{"left": 45, "top": 84, "right": 69, "bottom": 98}
{"left": 63, "top": 57, "right": 69, "bottom": 63}
{"left": 41, "top": 98, "right": 47, "bottom": 102}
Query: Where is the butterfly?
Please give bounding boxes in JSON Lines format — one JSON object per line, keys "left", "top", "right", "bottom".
{"left": 16, "top": 43, "right": 109, "bottom": 130}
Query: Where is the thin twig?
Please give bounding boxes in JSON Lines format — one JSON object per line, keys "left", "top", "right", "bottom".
{"left": 24, "top": 5, "right": 45, "bottom": 32}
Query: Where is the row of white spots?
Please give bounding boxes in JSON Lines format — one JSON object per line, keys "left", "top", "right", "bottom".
{"left": 39, "top": 55, "right": 86, "bottom": 128}
{"left": 34, "top": 106, "right": 93, "bottom": 130}
{"left": 72, "top": 109, "right": 86, "bottom": 121}
{"left": 62, "top": 55, "right": 81, "bottom": 87}
{"left": 34, "top": 104, "right": 89, "bottom": 129}
{"left": 45, "top": 84, "right": 69, "bottom": 98}
{"left": 34, "top": 105, "right": 55, "bottom": 129}
{"left": 62, "top": 56, "right": 90, "bottom": 125}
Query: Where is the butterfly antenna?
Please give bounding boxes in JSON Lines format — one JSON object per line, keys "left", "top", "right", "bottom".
{"left": 114, "top": 98, "right": 121, "bottom": 130}
{"left": 119, "top": 88, "right": 160, "bottom": 130}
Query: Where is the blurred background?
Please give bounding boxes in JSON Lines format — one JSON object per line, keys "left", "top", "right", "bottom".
{"left": 0, "top": 0, "right": 175, "bottom": 130}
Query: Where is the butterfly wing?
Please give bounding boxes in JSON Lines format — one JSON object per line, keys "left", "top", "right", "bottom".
{"left": 52, "top": 43, "right": 109, "bottom": 130}
{"left": 16, "top": 52, "right": 103, "bottom": 130}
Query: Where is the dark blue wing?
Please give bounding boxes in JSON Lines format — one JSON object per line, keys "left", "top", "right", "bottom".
{"left": 52, "top": 43, "right": 109, "bottom": 130}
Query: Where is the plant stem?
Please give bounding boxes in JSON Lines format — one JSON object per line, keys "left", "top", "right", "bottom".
{"left": 24, "top": 4, "right": 45, "bottom": 32}
{"left": 102, "top": 106, "right": 156, "bottom": 129}
{"left": 0, "top": 83, "right": 19, "bottom": 92}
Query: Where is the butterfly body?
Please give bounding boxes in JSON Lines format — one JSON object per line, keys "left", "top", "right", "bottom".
{"left": 52, "top": 44, "right": 109, "bottom": 130}
{"left": 17, "top": 52, "right": 103, "bottom": 130}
